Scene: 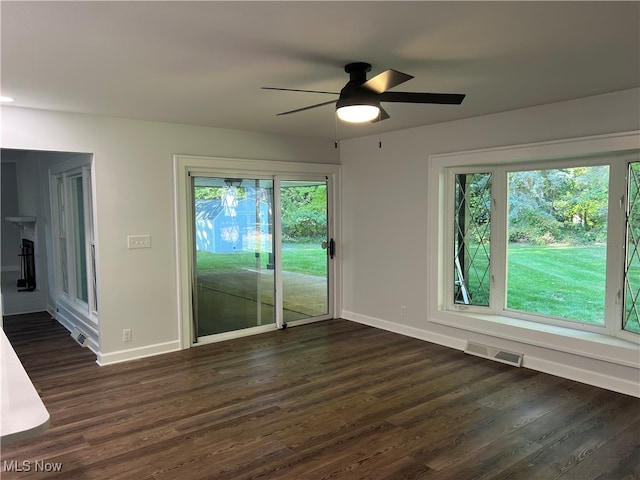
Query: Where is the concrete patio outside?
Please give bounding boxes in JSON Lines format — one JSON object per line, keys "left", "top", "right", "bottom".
{"left": 196, "top": 268, "right": 327, "bottom": 336}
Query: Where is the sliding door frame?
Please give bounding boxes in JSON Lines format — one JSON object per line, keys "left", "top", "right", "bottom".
{"left": 277, "top": 175, "right": 335, "bottom": 328}
{"left": 174, "top": 155, "right": 341, "bottom": 349}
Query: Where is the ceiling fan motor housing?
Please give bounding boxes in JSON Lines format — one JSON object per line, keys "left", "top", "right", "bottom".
{"left": 344, "top": 62, "right": 371, "bottom": 82}
{"left": 338, "top": 62, "right": 379, "bottom": 108}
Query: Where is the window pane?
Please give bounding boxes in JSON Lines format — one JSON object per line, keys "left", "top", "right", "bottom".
{"left": 507, "top": 166, "right": 608, "bottom": 325}
{"left": 193, "top": 177, "right": 275, "bottom": 336}
{"left": 72, "top": 176, "right": 88, "bottom": 303}
{"left": 57, "top": 177, "right": 69, "bottom": 294}
{"left": 454, "top": 173, "right": 491, "bottom": 306}
{"left": 91, "top": 242, "right": 98, "bottom": 312}
{"left": 624, "top": 162, "right": 640, "bottom": 334}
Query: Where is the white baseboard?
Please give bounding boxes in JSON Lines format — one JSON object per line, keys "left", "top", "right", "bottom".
{"left": 342, "top": 310, "right": 466, "bottom": 350}
{"left": 341, "top": 310, "right": 639, "bottom": 398}
{"left": 97, "top": 341, "right": 181, "bottom": 366}
{"left": 524, "top": 356, "right": 640, "bottom": 398}
{"left": 51, "top": 308, "right": 100, "bottom": 355}
{"left": 57, "top": 321, "right": 99, "bottom": 355}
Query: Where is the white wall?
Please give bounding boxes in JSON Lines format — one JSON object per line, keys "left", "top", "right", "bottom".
{"left": 1, "top": 108, "right": 338, "bottom": 363}
{"left": 2, "top": 90, "right": 638, "bottom": 394}
{"left": 340, "top": 88, "right": 640, "bottom": 396}
{"left": 1, "top": 162, "right": 20, "bottom": 270}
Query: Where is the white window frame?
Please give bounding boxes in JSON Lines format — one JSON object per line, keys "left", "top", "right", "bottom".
{"left": 427, "top": 132, "right": 640, "bottom": 368}
{"left": 50, "top": 159, "right": 98, "bottom": 319}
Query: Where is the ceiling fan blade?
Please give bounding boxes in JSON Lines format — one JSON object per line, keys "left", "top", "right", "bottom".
{"left": 362, "top": 69, "right": 413, "bottom": 94}
{"left": 380, "top": 91, "right": 465, "bottom": 104}
{"left": 370, "top": 106, "right": 390, "bottom": 123}
{"left": 275, "top": 99, "right": 337, "bottom": 116}
{"left": 262, "top": 87, "right": 339, "bottom": 95}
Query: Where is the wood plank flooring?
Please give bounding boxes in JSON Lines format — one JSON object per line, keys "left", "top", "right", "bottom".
{"left": 1, "top": 312, "right": 639, "bottom": 479}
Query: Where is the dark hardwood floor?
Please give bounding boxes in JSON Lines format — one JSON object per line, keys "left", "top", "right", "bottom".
{"left": 1, "top": 312, "right": 639, "bottom": 479}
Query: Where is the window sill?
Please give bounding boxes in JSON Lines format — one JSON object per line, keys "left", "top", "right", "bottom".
{"left": 430, "top": 310, "right": 640, "bottom": 369}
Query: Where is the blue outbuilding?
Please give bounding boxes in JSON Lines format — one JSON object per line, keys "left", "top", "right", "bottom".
{"left": 195, "top": 195, "right": 272, "bottom": 254}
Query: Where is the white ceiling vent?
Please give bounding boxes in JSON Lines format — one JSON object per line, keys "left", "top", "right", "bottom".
{"left": 464, "top": 341, "right": 523, "bottom": 367}
{"left": 70, "top": 327, "right": 88, "bottom": 347}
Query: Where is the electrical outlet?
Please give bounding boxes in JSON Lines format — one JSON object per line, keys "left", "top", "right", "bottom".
{"left": 127, "top": 235, "right": 151, "bottom": 249}
{"left": 123, "top": 329, "right": 132, "bottom": 342}
{"left": 400, "top": 305, "right": 407, "bottom": 316}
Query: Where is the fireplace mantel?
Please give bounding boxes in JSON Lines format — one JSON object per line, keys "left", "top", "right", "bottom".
{"left": 5, "top": 216, "right": 36, "bottom": 228}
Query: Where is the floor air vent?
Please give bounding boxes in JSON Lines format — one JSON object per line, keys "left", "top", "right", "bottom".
{"left": 464, "top": 342, "right": 523, "bottom": 367}
{"left": 71, "top": 327, "right": 88, "bottom": 347}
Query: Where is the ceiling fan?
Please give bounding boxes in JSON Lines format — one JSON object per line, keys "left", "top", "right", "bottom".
{"left": 262, "top": 62, "right": 465, "bottom": 123}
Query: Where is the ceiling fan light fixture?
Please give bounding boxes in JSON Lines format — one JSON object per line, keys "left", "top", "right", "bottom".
{"left": 336, "top": 104, "right": 380, "bottom": 123}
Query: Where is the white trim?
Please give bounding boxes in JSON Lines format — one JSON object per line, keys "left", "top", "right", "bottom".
{"left": 53, "top": 303, "right": 99, "bottom": 354}
{"left": 96, "top": 340, "right": 181, "bottom": 366}
{"left": 189, "top": 316, "right": 333, "bottom": 347}
{"left": 341, "top": 310, "right": 466, "bottom": 350}
{"left": 285, "top": 316, "right": 333, "bottom": 328}
{"left": 273, "top": 178, "right": 284, "bottom": 329}
{"left": 431, "top": 130, "right": 640, "bottom": 165}
{"left": 429, "top": 312, "right": 639, "bottom": 368}
{"left": 524, "top": 356, "right": 640, "bottom": 398}
{"left": 341, "top": 310, "right": 639, "bottom": 397}
{"left": 175, "top": 154, "right": 341, "bottom": 176}
{"left": 193, "top": 323, "right": 277, "bottom": 346}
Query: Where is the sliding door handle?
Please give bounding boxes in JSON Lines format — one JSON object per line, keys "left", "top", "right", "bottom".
{"left": 321, "top": 239, "right": 336, "bottom": 258}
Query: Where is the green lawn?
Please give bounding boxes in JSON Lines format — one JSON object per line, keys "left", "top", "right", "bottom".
{"left": 281, "top": 243, "right": 327, "bottom": 277}
{"left": 198, "top": 242, "right": 640, "bottom": 332}
{"left": 507, "top": 244, "right": 606, "bottom": 324}
{"left": 197, "top": 242, "right": 326, "bottom": 277}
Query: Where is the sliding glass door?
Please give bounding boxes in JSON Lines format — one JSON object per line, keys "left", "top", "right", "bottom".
{"left": 280, "top": 179, "right": 331, "bottom": 323}
{"left": 192, "top": 176, "right": 275, "bottom": 337}
{"left": 190, "top": 174, "right": 333, "bottom": 343}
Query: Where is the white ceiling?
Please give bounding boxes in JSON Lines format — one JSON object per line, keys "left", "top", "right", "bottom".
{"left": 1, "top": 1, "right": 638, "bottom": 140}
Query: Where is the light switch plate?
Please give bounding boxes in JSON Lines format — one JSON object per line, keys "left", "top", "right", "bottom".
{"left": 127, "top": 235, "right": 151, "bottom": 249}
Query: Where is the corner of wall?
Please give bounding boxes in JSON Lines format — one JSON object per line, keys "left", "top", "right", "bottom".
{"left": 341, "top": 310, "right": 640, "bottom": 398}
{"left": 96, "top": 341, "right": 181, "bottom": 366}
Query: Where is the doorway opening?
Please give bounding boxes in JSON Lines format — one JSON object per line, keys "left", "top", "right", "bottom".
{"left": 1, "top": 148, "right": 98, "bottom": 353}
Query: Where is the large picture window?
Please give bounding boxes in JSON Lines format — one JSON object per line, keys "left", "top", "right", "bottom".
{"left": 450, "top": 160, "right": 636, "bottom": 336}
{"left": 431, "top": 134, "right": 640, "bottom": 345}
{"left": 505, "top": 165, "right": 609, "bottom": 326}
